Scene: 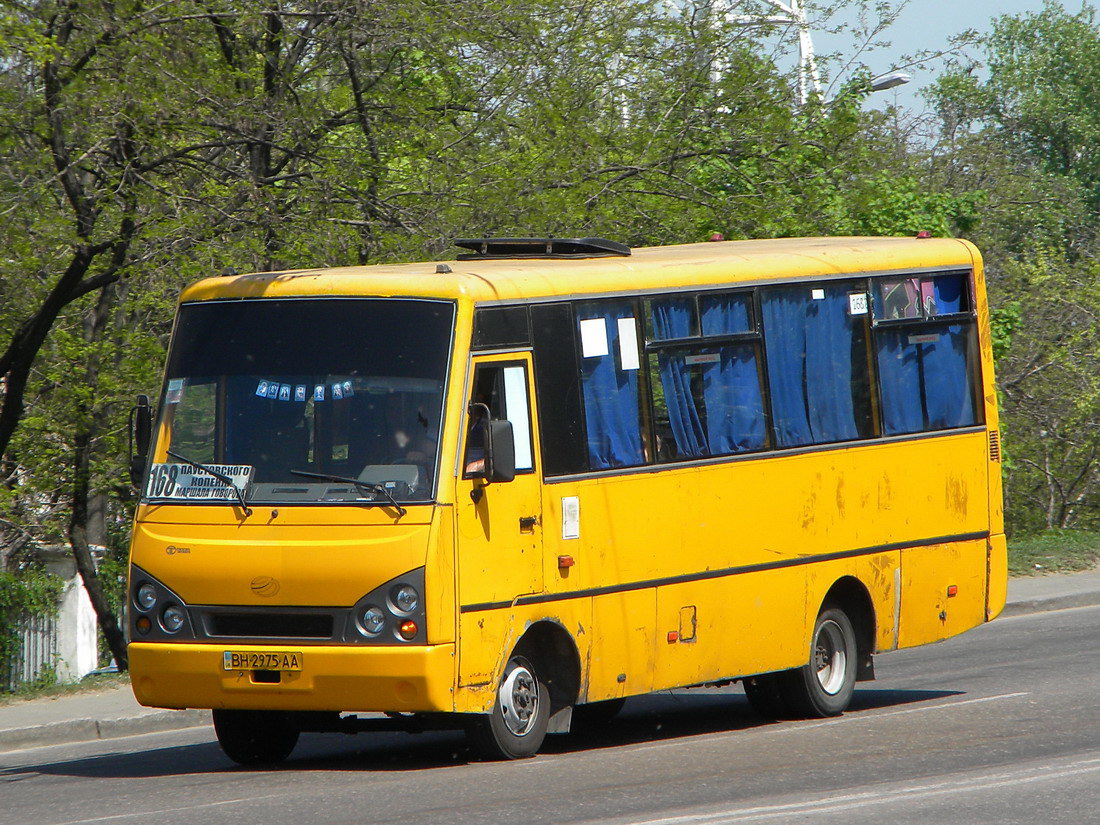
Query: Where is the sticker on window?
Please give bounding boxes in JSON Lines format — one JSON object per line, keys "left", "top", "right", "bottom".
{"left": 146, "top": 463, "right": 254, "bottom": 502}
{"left": 617, "top": 318, "right": 640, "bottom": 371}
{"left": 908, "top": 333, "right": 940, "bottom": 345}
{"left": 579, "top": 318, "right": 609, "bottom": 358}
{"left": 685, "top": 352, "right": 721, "bottom": 366}
{"left": 165, "top": 379, "right": 185, "bottom": 405}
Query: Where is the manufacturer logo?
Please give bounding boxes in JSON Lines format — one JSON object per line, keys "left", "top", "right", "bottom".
{"left": 165, "top": 545, "right": 191, "bottom": 555}
{"left": 250, "top": 576, "right": 280, "bottom": 597}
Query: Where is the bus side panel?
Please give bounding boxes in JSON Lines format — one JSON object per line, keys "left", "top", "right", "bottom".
{"left": 426, "top": 506, "right": 457, "bottom": 645}
{"left": 653, "top": 568, "right": 806, "bottom": 690}
{"left": 986, "top": 533, "right": 1008, "bottom": 621}
{"left": 587, "top": 590, "right": 656, "bottom": 702}
{"left": 897, "top": 538, "right": 987, "bottom": 649}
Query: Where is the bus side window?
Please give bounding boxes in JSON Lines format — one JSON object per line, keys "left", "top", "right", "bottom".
{"left": 760, "top": 282, "right": 876, "bottom": 448}
{"left": 872, "top": 273, "right": 980, "bottom": 434}
{"left": 575, "top": 302, "right": 646, "bottom": 470}
{"left": 464, "top": 363, "right": 535, "bottom": 476}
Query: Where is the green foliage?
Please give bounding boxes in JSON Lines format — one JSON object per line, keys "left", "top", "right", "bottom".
{"left": 0, "top": 570, "right": 64, "bottom": 687}
{"left": 1008, "top": 529, "right": 1100, "bottom": 576}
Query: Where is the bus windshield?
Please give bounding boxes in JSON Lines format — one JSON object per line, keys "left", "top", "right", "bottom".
{"left": 146, "top": 297, "right": 454, "bottom": 505}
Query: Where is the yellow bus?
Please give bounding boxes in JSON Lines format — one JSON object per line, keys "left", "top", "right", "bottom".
{"left": 127, "top": 235, "right": 1006, "bottom": 764}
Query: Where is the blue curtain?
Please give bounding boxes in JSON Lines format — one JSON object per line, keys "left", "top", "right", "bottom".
{"left": 700, "top": 294, "right": 751, "bottom": 335}
{"left": 933, "top": 275, "right": 964, "bottom": 314}
{"left": 652, "top": 299, "right": 707, "bottom": 457}
{"left": 877, "top": 324, "right": 976, "bottom": 434}
{"left": 922, "top": 324, "right": 976, "bottom": 429}
{"left": 761, "top": 286, "right": 860, "bottom": 447}
{"left": 698, "top": 296, "right": 764, "bottom": 452}
{"left": 876, "top": 329, "right": 924, "bottom": 435}
{"left": 701, "top": 346, "right": 765, "bottom": 452}
{"left": 578, "top": 302, "right": 644, "bottom": 469}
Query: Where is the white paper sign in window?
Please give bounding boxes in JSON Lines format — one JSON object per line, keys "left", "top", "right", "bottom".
{"left": 502, "top": 366, "right": 533, "bottom": 471}
{"left": 617, "top": 317, "right": 640, "bottom": 371}
{"left": 579, "top": 318, "right": 609, "bottom": 357}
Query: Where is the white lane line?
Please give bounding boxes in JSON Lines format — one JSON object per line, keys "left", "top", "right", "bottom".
{"left": 624, "top": 692, "right": 1030, "bottom": 753}
{"left": 766, "top": 690, "right": 1032, "bottom": 733}
{"left": 44, "top": 792, "right": 288, "bottom": 825}
{"left": 618, "top": 756, "right": 1100, "bottom": 825}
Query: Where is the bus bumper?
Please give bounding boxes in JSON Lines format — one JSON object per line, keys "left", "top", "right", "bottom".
{"left": 129, "top": 642, "right": 456, "bottom": 713}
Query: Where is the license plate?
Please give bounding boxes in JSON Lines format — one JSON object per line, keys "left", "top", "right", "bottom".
{"left": 222, "top": 651, "right": 303, "bottom": 671}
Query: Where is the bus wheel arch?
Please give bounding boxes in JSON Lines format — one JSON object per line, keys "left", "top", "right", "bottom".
{"left": 468, "top": 619, "right": 581, "bottom": 760}
{"left": 820, "top": 575, "right": 876, "bottom": 682}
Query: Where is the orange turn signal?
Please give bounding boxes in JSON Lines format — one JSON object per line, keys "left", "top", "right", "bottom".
{"left": 398, "top": 620, "right": 418, "bottom": 640}
{"left": 136, "top": 616, "right": 152, "bottom": 634}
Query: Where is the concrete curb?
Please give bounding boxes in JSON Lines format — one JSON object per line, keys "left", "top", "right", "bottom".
{"left": 0, "top": 708, "right": 210, "bottom": 753}
{"left": 1000, "top": 590, "right": 1100, "bottom": 618}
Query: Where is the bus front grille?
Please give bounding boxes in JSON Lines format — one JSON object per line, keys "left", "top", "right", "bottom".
{"left": 208, "top": 612, "right": 334, "bottom": 639}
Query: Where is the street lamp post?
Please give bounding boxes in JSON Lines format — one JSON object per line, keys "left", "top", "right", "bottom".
{"left": 728, "top": 0, "right": 822, "bottom": 106}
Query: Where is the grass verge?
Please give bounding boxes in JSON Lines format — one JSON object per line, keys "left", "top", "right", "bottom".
{"left": 0, "top": 672, "right": 129, "bottom": 706}
{"left": 1008, "top": 528, "right": 1100, "bottom": 577}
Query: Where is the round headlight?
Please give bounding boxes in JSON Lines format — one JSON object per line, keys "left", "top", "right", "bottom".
{"left": 391, "top": 585, "right": 419, "bottom": 615}
{"left": 360, "top": 605, "right": 386, "bottom": 636}
{"left": 161, "top": 604, "right": 186, "bottom": 633}
{"left": 135, "top": 583, "right": 157, "bottom": 612}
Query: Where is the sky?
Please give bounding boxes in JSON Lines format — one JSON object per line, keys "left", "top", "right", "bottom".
{"left": 806, "top": 0, "right": 1081, "bottom": 112}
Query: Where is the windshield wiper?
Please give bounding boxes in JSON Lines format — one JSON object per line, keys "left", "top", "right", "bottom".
{"left": 166, "top": 449, "right": 253, "bottom": 517}
{"left": 289, "top": 469, "right": 408, "bottom": 518}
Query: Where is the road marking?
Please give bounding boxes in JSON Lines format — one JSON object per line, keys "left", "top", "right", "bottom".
{"left": 616, "top": 755, "right": 1100, "bottom": 825}
{"left": 45, "top": 792, "right": 289, "bottom": 825}
{"left": 766, "top": 690, "right": 1031, "bottom": 733}
{"left": 623, "top": 692, "right": 1030, "bottom": 753}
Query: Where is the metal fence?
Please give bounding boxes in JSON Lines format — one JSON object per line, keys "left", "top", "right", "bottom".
{"left": 2, "top": 611, "right": 59, "bottom": 692}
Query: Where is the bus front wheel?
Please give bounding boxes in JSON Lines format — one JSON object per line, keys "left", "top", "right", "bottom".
{"left": 212, "top": 709, "right": 299, "bottom": 766}
{"left": 786, "top": 607, "right": 858, "bottom": 718}
{"left": 468, "top": 653, "right": 549, "bottom": 759}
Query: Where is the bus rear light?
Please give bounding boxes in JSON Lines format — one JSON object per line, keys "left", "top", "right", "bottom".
{"left": 398, "top": 620, "right": 418, "bottom": 640}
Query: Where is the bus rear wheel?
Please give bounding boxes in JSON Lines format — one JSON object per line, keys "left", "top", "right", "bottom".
{"left": 785, "top": 606, "right": 858, "bottom": 718}
{"left": 212, "top": 709, "right": 299, "bottom": 766}
{"left": 468, "top": 653, "right": 549, "bottom": 760}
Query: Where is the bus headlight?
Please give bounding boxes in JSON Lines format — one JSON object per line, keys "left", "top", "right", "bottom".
{"left": 135, "top": 583, "right": 157, "bottom": 612}
{"left": 161, "top": 605, "right": 186, "bottom": 633}
{"left": 390, "top": 584, "right": 419, "bottom": 615}
{"left": 359, "top": 606, "right": 386, "bottom": 636}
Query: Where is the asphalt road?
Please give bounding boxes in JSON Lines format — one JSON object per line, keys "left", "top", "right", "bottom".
{"left": 3, "top": 604, "right": 1098, "bottom": 825}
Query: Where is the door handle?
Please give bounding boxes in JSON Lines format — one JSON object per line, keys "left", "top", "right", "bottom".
{"left": 519, "top": 515, "right": 539, "bottom": 531}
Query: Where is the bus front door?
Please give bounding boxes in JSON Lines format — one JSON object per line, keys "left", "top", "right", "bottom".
{"left": 456, "top": 356, "right": 544, "bottom": 687}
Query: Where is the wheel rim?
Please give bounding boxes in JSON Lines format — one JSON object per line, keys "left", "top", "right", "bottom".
{"left": 813, "top": 619, "right": 848, "bottom": 695}
{"left": 498, "top": 661, "right": 538, "bottom": 736}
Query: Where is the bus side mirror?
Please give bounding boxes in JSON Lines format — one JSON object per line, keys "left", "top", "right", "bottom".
{"left": 129, "top": 394, "right": 152, "bottom": 487}
{"left": 486, "top": 419, "right": 516, "bottom": 483}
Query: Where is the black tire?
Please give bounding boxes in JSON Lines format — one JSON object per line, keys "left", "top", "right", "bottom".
{"left": 571, "top": 697, "right": 626, "bottom": 730}
{"left": 742, "top": 673, "right": 793, "bottom": 720}
{"left": 468, "top": 653, "right": 549, "bottom": 760}
{"left": 783, "top": 607, "right": 858, "bottom": 718}
{"left": 212, "top": 709, "right": 299, "bottom": 766}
